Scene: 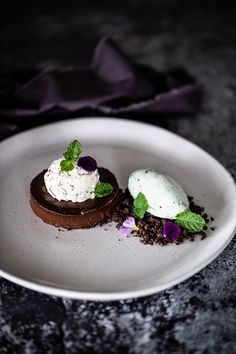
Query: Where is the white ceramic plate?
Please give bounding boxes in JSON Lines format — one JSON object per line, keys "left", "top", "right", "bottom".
{"left": 0, "top": 118, "right": 236, "bottom": 301}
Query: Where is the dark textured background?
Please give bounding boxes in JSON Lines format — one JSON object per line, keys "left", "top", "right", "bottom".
{"left": 0, "top": 1, "right": 236, "bottom": 353}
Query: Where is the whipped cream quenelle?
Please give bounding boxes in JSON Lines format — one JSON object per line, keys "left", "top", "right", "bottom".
{"left": 128, "top": 169, "right": 189, "bottom": 219}
{"left": 44, "top": 158, "right": 100, "bottom": 203}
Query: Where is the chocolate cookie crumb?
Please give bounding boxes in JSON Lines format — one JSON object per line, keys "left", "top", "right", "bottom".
{"left": 109, "top": 191, "right": 210, "bottom": 246}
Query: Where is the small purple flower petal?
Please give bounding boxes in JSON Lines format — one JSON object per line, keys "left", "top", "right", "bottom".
{"left": 78, "top": 156, "right": 97, "bottom": 172}
{"left": 119, "top": 225, "right": 132, "bottom": 236}
{"left": 119, "top": 216, "right": 139, "bottom": 236}
{"left": 123, "top": 216, "right": 136, "bottom": 229}
{"left": 163, "top": 221, "right": 181, "bottom": 241}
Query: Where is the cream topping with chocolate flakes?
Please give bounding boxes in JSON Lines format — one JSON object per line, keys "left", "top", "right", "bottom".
{"left": 44, "top": 158, "right": 100, "bottom": 202}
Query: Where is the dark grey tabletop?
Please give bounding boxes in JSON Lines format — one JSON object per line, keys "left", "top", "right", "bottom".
{"left": 0, "top": 1, "right": 235, "bottom": 353}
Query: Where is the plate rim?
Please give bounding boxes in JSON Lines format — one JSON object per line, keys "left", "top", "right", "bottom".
{"left": 1, "top": 117, "right": 236, "bottom": 301}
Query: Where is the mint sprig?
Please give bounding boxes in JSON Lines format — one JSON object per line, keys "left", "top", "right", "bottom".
{"left": 175, "top": 211, "right": 206, "bottom": 233}
{"left": 60, "top": 140, "right": 82, "bottom": 172}
{"left": 60, "top": 159, "right": 74, "bottom": 172}
{"left": 95, "top": 183, "right": 113, "bottom": 198}
{"left": 133, "top": 192, "right": 149, "bottom": 219}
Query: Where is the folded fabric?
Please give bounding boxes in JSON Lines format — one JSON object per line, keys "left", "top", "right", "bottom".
{"left": 0, "top": 36, "right": 202, "bottom": 139}
{"left": 0, "top": 122, "right": 19, "bottom": 141}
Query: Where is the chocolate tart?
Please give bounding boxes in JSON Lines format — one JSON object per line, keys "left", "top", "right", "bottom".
{"left": 30, "top": 167, "right": 120, "bottom": 229}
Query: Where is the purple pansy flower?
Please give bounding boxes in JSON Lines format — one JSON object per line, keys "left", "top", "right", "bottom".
{"left": 119, "top": 216, "right": 139, "bottom": 236}
{"left": 163, "top": 221, "right": 181, "bottom": 241}
{"left": 78, "top": 156, "right": 97, "bottom": 172}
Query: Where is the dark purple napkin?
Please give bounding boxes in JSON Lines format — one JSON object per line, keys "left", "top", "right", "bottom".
{"left": 0, "top": 36, "right": 202, "bottom": 140}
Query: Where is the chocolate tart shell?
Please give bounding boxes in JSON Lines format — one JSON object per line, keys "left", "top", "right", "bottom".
{"left": 30, "top": 167, "right": 120, "bottom": 229}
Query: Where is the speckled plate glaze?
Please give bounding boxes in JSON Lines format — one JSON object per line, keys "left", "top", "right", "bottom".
{"left": 0, "top": 118, "right": 236, "bottom": 301}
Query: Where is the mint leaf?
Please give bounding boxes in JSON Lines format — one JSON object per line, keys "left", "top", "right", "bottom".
{"left": 60, "top": 140, "right": 82, "bottom": 172}
{"left": 63, "top": 140, "right": 82, "bottom": 161}
{"left": 63, "top": 151, "right": 73, "bottom": 161}
{"left": 133, "top": 207, "right": 146, "bottom": 220}
{"left": 175, "top": 211, "right": 206, "bottom": 233}
{"left": 133, "top": 192, "right": 149, "bottom": 219}
{"left": 95, "top": 183, "right": 113, "bottom": 198}
{"left": 60, "top": 159, "right": 74, "bottom": 172}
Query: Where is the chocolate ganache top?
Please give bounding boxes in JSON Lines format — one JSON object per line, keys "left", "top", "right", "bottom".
{"left": 30, "top": 167, "right": 120, "bottom": 216}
